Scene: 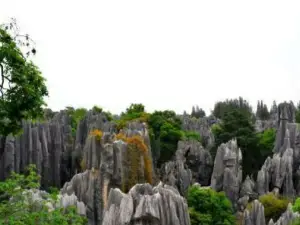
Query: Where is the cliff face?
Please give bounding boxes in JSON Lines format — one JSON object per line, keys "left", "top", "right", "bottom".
{"left": 0, "top": 110, "right": 116, "bottom": 189}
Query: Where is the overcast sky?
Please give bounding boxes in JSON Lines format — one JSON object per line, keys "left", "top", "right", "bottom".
{"left": 1, "top": 1, "right": 300, "bottom": 114}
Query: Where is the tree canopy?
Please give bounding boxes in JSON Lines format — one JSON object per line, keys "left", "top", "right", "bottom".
{"left": 0, "top": 19, "right": 48, "bottom": 141}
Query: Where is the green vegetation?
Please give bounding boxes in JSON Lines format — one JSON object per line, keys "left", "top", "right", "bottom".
{"left": 183, "top": 131, "right": 202, "bottom": 142}
{"left": 65, "top": 107, "right": 88, "bottom": 136}
{"left": 256, "top": 100, "right": 270, "bottom": 120}
{"left": 212, "top": 97, "right": 254, "bottom": 120}
{"left": 116, "top": 103, "right": 149, "bottom": 130}
{"left": 0, "top": 165, "right": 87, "bottom": 225}
{"left": 191, "top": 105, "right": 206, "bottom": 118}
{"left": 148, "top": 110, "right": 184, "bottom": 166}
{"left": 257, "top": 128, "right": 276, "bottom": 159}
{"left": 0, "top": 19, "right": 48, "bottom": 157}
{"left": 253, "top": 193, "right": 289, "bottom": 223}
{"left": 187, "top": 186, "right": 235, "bottom": 225}
{"left": 296, "top": 102, "right": 300, "bottom": 123}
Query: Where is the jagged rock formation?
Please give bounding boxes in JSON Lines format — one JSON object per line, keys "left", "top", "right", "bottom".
{"left": 160, "top": 140, "right": 212, "bottom": 195}
{"left": 243, "top": 200, "right": 299, "bottom": 225}
{"left": 0, "top": 111, "right": 74, "bottom": 188}
{"left": 102, "top": 182, "right": 190, "bottom": 225}
{"left": 181, "top": 115, "right": 215, "bottom": 147}
{"left": 243, "top": 200, "right": 266, "bottom": 225}
{"left": 256, "top": 102, "right": 300, "bottom": 198}
{"left": 211, "top": 139, "right": 243, "bottom": 209}
{"left": 0, "top": 110, "right": 115, "bottom": 189}
{"left": 61, "top": 122, "right": 154, "bottom": 225}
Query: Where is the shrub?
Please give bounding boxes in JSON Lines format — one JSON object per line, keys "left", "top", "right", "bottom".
{"left": 183, "top": 131, "right": 202, "bottom": 143}
{"left": 89, "top": 129, "right": 103, "bottom": 141}
{"left": 187, "top": 186, "right": 236, "bottom": 225}
{"left": 257, "top": 193, "right": 289, "bottom": 223}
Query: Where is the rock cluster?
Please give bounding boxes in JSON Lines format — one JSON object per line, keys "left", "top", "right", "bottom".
{"left": 243, "top": 200, "right": 299, "bottom": 225}
{"left": 61, "top": 121, "right": 154, "bottom": 225}
{"left": 160, "top": 140, "right": 212, "bottom": 195}
{"left": 102, "top": 182, "right": 190, "bottom": 225}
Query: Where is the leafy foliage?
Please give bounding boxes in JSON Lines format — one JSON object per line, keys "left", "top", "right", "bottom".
{"left": 187, "top": 186, "right": 236, "bottom": 225}
{"left": 257, "top": 193, "right": 289, "bottom": 223}
{"left": 257, "top": 128, "right": 276, "bottom": 159}
{"left": 0, "top": 164, "right": 87, "bottom": 224}
{"left": 65, "top": 107, "right": 88, "bottom": 136}
{"left": 148, "top": 110, "right": 183, "bottom": 166}
{"left": 191, "top": 105, "right": 206, "bottom": 118}
{"left": 256, "top": 100, "right": 270, "bottom": 120}
{"left": 212, "top": 97, "right": 254, "bottom": 120}
{"left": 183, "top": 131, "right": 202, "bottom": 143}
{"left": 116, "top": 103, "right": 149, "bottom": 130}
{"left": 296, "top": 102, "right": 300, "bottom": 124}
{"left": 0, "top": 19, "right": 48, "bottom": 155}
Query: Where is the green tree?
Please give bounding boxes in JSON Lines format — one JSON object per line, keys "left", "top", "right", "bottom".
{"left": 0, "top": 19, "right": 48, "bottom": 157}
{"left": 257, "top": 128, "right": 276, "bottom": 159}
{"left": 0, "top": 164, "right": 87, "bottom": 224}
{"left": 212, "top": 97, "right": 253, "bottom": 120}
{"left": 213, "top": 109, "right": 260, "bottom": 177}
{"left": 256, "top": 100, "right": 270, "bottom": 120}
{"left": 187, "top": 186, "right": 235, "bottom": 225}
{"left": 148, "top": 110, "right": 183, "bottom": 166}
{"left": 65, "top": 107, "right": 88, "bottom": 136}
{"left": 191, "top": 105, "right": 206, "bottom": 118}
{"left": 296, "top": 102, "right": 300, "bottom": 123}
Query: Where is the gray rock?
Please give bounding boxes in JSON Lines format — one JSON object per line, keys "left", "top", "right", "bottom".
{"left": 102, "top": 182, "right": 190, "bottom": 225}
{"left": 160, "top": 140, "right": 212, "bottom": 195}
{"left": 211, "top": 139, "right": 242, "bottom": 208}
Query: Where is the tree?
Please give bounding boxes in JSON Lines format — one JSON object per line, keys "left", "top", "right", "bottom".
{"left": 187, "top": 186, "right": 235, "bottom": 225}
{"left": 148, "top": 110, "right": 183, "bottom": 166}
{"left": 256, "top": 100, "right": 270, "bottom": 120}
{"left": 213, "top": 109, "right": 260, "bottom": 177}
{"left": 296, "top": 102, "right": 300, "bottom": 123}
{"left": 0, "top": 19, "right": 48, "bottom": 156}
{"left": 212, "top": 97, "right": 253, "bottom": 120}
{"left": 191, "top": 105, "right": 206, "bottom": 118}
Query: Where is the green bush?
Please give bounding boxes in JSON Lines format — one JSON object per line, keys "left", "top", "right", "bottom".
{"left": 187, "top": 186, "right": 236, "bottom": 225}
{"left": 0, "top": 165, "right": 87, "bottom": 224}
{"left": 183, "top": 131, "right": 202, "bottom": 143}
{"left": 257, "top": 193, "right": 289, "bottom": 223}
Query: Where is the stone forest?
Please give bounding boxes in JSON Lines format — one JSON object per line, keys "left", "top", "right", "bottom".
{"left": 2, "top": 19, "right": 300, "bottom": 225}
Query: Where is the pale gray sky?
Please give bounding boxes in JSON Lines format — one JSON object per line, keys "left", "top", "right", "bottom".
{"left": 1, "top": 1, "right": 300, "bottom": 114}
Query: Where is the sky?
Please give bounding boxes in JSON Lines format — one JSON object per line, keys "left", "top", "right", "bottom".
{"left": 1, "top": 1, "right": 300, "bottom": 115}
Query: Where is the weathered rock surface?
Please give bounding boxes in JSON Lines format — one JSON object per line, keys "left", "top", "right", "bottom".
{"left": 102, "top": 182, "right": 190, "bottom": 225}
{"left": 0, "top": 110, "right": 115, "bottom": 189}
{"left": 181, "top": 116, "right": 215, "bottom": 148}
{"left": 211, "top": 139, "right": 242, "bottom": 209}
{"left": 243, "top": 200, "right": 299, "bottom": 225}
{"left": 256, "top": 102, "right": 300, "bottom": 198}
{"left": 62, "top": 121, "right": 154, "bottom": 225}
{"left": 160, "top": 140, "right": 212, "bottom": 195}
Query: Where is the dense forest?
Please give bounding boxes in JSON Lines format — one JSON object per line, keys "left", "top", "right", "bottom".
{"left": 2, "top": 19, "right": 300, "bottom": 225}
